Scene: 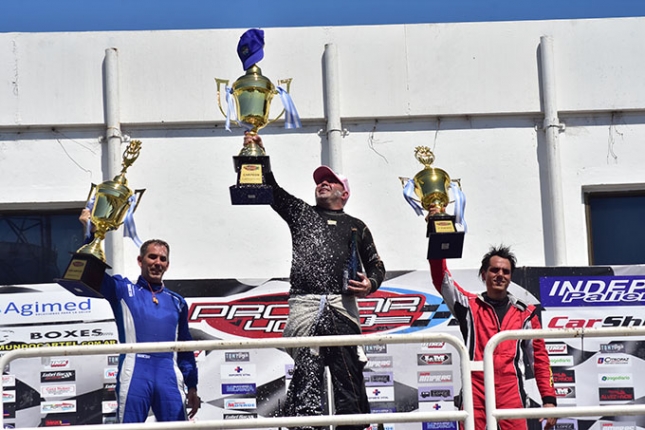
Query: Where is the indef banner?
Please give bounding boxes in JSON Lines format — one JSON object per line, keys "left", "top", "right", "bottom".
{"left": 537, "top": 268, "right": 645, "bottom": 430}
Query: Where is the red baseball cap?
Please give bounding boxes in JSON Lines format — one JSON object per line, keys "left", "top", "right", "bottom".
{"left": 313, "top": 165, "right": 350, "bottom": 198}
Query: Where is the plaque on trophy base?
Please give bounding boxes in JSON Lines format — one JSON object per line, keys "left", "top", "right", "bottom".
{"left": 56, "top": 253, "right": 110, "bottom": 298}
{"left": 230, "top": 154, "right": 273, "bottom": 205}
{"left": 427, "top": 213, "right": 465, "bottom": 259}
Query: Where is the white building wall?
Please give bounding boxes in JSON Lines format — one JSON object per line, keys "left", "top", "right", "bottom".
{"left": 1, "top": 18, "right": 644, "bottom": 280}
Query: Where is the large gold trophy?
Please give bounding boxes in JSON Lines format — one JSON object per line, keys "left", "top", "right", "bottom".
{"left": 215, "top": 28, "right": 300, "bottom": 205}
{"left": 403, "top": 146, "right": 465, "bottom": 259}
{"left": 57, "top": 140, "right": 145, "bottom": 297}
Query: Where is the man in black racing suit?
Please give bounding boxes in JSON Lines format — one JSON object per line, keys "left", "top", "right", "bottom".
{"left": 245, "top": 134, "right": 385, "bottom": 430}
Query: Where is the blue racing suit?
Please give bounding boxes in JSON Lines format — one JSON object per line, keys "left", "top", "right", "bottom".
{"left": 101, "top": 274, "right": 198, "bottom": 423}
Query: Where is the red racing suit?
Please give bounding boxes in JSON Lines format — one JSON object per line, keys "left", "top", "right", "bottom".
{"left": 430, "top": 259, "right": 555, "bottom": 430}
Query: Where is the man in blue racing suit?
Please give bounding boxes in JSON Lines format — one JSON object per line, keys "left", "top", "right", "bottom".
{"left": 80, "top": 210, "right": 200, "bottom": 423}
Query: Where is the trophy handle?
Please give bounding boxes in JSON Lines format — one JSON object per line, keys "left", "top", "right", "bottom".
{"left": 265, "top": 78, "right": 292, "bottom": 126}
{"left": 215, "top": 78, "right": 232, "bottom": 119}
{"left": 84, "top": 183, "right": 98, "bottom": 208}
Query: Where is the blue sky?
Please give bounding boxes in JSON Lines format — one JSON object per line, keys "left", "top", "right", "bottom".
{"left": 2, "top": 0, "right": 645, "bottom": 32}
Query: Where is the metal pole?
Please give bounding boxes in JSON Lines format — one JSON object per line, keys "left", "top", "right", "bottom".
{"left": 323, "top": 43, "right": 343, "bottom": 172}
{"left": 104, "top": 47, "right": 125, "bottom": 274}
{"left": 539, "top": 35, "right": 567, "bottom": 266}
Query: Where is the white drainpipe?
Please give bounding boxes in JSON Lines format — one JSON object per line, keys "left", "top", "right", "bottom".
{"left": 104, "top": 47, "right": 125, "bottom": 274}
{"left": 323, "top": 43, "right": 343, "bottom": 173}
{"left": 539, "top": 36, "right": 567, "bottom": 266}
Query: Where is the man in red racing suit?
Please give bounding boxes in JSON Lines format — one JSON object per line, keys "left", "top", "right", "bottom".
{"left": 429, "top": 245, "right": 556, "bottom": 430}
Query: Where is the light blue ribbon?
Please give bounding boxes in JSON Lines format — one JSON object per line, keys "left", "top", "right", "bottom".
{"left": 403, "top": 178, "right": 424, "bottom": 216}
{"left": 84, "top": 195, "right": 96, "bottom": 239}
{"left": 277, "top": 86, "right": 302, "bottom": 129}
{"left": 450, "top": 181, "right": 468, "bottom": 233}
{"left": 224, "top": 85, "right": 237, "bottom": 132}
{"left": 123, "top": 194, "right": 143, "bottom": 248}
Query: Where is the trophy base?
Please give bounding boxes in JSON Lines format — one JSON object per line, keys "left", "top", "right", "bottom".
{"left": 231, "top": 154, "right": 273, "bottom": 205}
{"left": 426, "top": 214, "right": 465, "bottom": 259}
{"left": 56, "top": 253, "right": 110, "bottom": 298}
{"left": 230, "top": 184, "right": 274, "bottom": 205}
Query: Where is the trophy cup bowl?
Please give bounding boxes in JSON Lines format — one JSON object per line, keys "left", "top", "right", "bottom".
{"left": 412, "top": 146, "right": 465, "bottom": 259}
{"left": 57, "top": 140, "right": 144, "bottom": 297}
{"left": 215, "top": 65, "right": 292, "bottom": 205}
{"left": 76, "top": 177, "right": 145, "bottom": 263}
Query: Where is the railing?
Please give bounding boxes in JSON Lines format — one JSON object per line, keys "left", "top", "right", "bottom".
{"left": 483, "top": 327, "right": 645, "bottom": 430}
{"left": 1, "top": 332, "right": 475, "bottom": 430}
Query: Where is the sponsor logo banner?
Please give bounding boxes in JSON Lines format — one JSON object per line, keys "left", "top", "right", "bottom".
{"left": 224, "top": 352, "right": 250, "bottom": 362}
{"left": 419, "top": 386, "right": 453, "bottom": 402}
{"left": 104, "top": 368, "right": 117, "bottom": 380}
{"left": 598, "top": 373, "right": 632, "bottom": 385}
{"left": 41, "top": 415, "right": 77, "bottom": 427}
{"left": 40, "top": 371, "right": 75, "bottom": 383}
{"left": 284, "top": 364, "right": 294, "bottom": 379}
{"left": 107, "top": 356, "right": 119, "bottom": 366}
{"left": 598, "top": 387, "right": 634, "bottom": 402}
{"left": 1, "top": 297, "right": 93, "bottom": 321}
{"left": 224, "top": 398, "right": 257, "bottom": 410}
{"left": 363, "top": 372, "right": 394, "bottom": 387}
{"left": 418, "top": 353, "right": 452, "bottom": 366}
{"left": 541, "top": 276, "right": 645, "bottom": 307}
{"left": 364, "top": 356, "right": 393, "bottom": 369}
{"left": 421, "top": 342, "right": 446, "bottom": 351}
{"left": 601, "top": 422, "right": 636, "bottom": 430}
{"left": 3, "top": 390, "right": 15, "bottom": 403}
{"left": 546, "top": 343, "right": 568, "bottom": 355}
{"left": 102, "top": 416, "right": 118, "bottom": 425}
{"left": 549, "top": 356, "right": 574, "bottom": 367}
{"left": 220, "top": 364, "right": 256, "bottom": 380}
{"left": 2, "top": 375, "right": 15, "bottom": 387}
{"left": 41, "top": 358, "right": 70, "bottom": 369}
{"left": 424, "top": 422, "right": 458, "bottom": 430}
{"left": 367, "top": 386, "right": 395, "bottom": 402}
{"left": 554, "top": 386, "right": 576, "bottom": 399}
{"left": 102, "top": 401, "right": 117, "bottom": 414}
{"left": 597, "top": 356, "right": 631, "bottom": 366}
{"left": 41, "top": 385, "right": 76, "bottom": 398}
{"left": 224, "top": 413, "right": 258, "bottom": 419}
{"left": 600, "top": 343, "right": 625, "bottom": 353}
{"left": 187, "top": 289, "right": 439, "bottom": 338}
{"left": 364, "top": 372, "right": 394, "bottom": 386}
{"left": 222, "top": 383, "right": 257, "bottom": 395}
{"left": 554, "top": 419, "right": 578, "bottom": 430}
{"left": 364, "top": 344, "right": 388, "bottom": 354}
{"left": 3, "top": 402, "right": 16, "bottom": 418}
{"left": 418, "top": 370, "right": 453, "bottom": 384}
{"left": 552, "top": 369, "right": 575, "bottom": 384}
{"left": 41, "top": 401, "right": 77, "bottom": 414}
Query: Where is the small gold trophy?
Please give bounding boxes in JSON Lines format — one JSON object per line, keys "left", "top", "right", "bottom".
{"left": 404, "top": 146, "right": 465, "bottom": 259}
{"left": 215, "top": 28, "right": 300, "bottom": 205}
{"left": 57, "top": 140, "right": 145, "bottom": 297}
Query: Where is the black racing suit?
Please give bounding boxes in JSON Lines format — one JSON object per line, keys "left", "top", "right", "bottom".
{"left": 267, "top": 172, "right": 386, "bottom": 430}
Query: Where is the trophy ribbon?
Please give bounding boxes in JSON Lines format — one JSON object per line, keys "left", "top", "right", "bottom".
{"left": 277, "top": 86, "right": 302, "bottom": 129}
{"left": 402, "top": 177, "right": 468, "bottom": 231}
{"left": 224, "top": 85, "right": 238, "bottom": 132}
{"left": 450, "top": 181, "right": 468, "bottom": 233}
{"left": 84, "top": 194, "right": 96, "bottom": 239}
{"left": 123, "top": 194, "right": 143, "bottom": 247}
{"left": 84, "top": 192, "right": 143, "bottom": 247}
{"left": 402, "top": 178, "right": 425, "bottom": 216}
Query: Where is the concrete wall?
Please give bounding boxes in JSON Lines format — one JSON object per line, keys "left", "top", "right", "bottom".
{"left": 1, "top": 18, "right": 644, "bottom": 280}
